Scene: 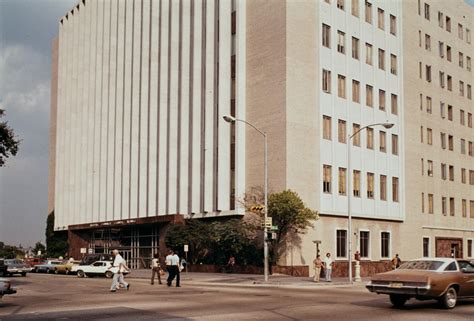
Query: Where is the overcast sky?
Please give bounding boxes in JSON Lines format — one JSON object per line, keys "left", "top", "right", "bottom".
{"left": 1, "top": 0, "right": 474, "bottom": 248}
{"left": 0, "top": 0, "right": 76, "bottom": 247}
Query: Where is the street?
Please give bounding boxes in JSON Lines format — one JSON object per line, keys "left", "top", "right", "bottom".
{"left": 0, "top": 273, "right": 472, "bottom": 320}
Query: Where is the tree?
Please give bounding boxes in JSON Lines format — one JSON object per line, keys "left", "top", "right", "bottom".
{"left": 45, "top": 211, "right": 68, "bottom": 258}
{"left": 267, "top": 190, "right": 319, "bottom": 265}
{"left": 0, "top": 109, "right": 21, "bottom": 167}
{"left": 33, "top": 242, "right": 46, "bottom": 256}
{"left": 165, "top": 218, "right": 262, "bottom": 266}
{"left": 0, "top": 243, "right": 24, "bottom": 259}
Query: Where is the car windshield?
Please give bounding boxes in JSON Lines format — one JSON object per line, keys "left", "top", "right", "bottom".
{"left": 398, "top": 260, "right": 444, "bottom": 271}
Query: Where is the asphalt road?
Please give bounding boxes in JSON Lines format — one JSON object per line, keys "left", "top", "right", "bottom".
{"left": 0, "top": 273, "right": 472, "bottom": 320}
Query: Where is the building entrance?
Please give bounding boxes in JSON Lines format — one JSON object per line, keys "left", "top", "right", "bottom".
{"left": 88, "top": 225, "right": 160, "bottom": 269}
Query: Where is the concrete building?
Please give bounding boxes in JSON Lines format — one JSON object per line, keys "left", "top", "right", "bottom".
{"left": 49, "top": 0, "right": 473, "bottom": 274}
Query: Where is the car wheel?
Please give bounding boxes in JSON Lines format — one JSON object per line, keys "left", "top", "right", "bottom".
{"left": 389, "top": 294, "right": 408, "bottom": 308}
{"left": 439, "top": 286, "right": 457, "bottom": 309}
{"left": 105, "top": 271, "right": 113, "bottom": 279}
{"left": 21, "top": 272, "right": 26, "bottom": 277}
{"left": 77, "top": 270, "right": 85, "bottom": 278}
{"left": 65, "top": 269, "right": 70, "bottom": 275}
{"left": 55, "top": 269, "right": 59, "bottom": 274}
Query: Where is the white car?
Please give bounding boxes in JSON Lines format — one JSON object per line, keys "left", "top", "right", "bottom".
{"left": 71, "top": 261, "right": 126, "bottom": 278}
{"left": 0, "top": 278, "right": 16, "bottom": 299}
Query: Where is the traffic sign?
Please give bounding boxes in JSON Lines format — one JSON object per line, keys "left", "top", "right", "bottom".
{"left": 184, "top": 244, "right": 189, "bottom": 252}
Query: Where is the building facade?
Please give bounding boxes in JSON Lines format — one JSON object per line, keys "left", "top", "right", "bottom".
{"left": 49, "top": 0, "right": 473, "bottom": 274}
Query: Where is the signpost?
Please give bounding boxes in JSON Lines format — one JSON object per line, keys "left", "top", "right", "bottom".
{"left": 184, "top": 244, "right": 189, "bottom": 272}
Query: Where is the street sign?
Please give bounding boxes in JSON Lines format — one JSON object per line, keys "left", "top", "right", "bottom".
{"left": 80, "top": 248, "right": 86, "bottom": 254}
{"left": 265, "top": 217, "right": 272, "bottom": 225}
{"left": 88, "top": 248, "right": 93, "bottom": 254}
{"left": 271, "top": 225, "right": 278, "bottom": 231}
{"left": 184, "top": 244, "right": 189, "bottom": 252}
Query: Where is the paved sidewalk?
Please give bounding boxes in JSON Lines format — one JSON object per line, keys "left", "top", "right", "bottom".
{"left": 127, "top": 269, "right": 368, "bottom": 289}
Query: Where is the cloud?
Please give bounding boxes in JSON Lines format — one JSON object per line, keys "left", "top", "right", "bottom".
{"left": 0, "top": 44, "right": 51, "bottom": 246}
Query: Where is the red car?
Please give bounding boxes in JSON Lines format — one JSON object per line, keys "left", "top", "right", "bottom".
{"left": 24, "top": 258, "right": 45, "bottom": 268}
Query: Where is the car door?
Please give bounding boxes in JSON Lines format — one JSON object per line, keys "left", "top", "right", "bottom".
{"left": 458, "top": 261, "right": 474, "bottom": 297}
{"left": 96, "top": 262, "right": 107, "bottom": 274}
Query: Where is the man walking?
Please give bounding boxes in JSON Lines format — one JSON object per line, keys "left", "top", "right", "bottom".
{"left": 391, "top": 254, "right": 402, "bottom": 270}
{"left": 108, "top": 249, "right": 131, "bottom": 292}
{"left": 313, "top": 255, "right": 323, "bottom": 282}
{"left": 166, "top": 249, "right": 180, "bottom": 287}
{"left": 150, "top": 253, "right": 162, "bottom": 285}
{"left": 323, "top": 252, "right": 333, "bottom": 282}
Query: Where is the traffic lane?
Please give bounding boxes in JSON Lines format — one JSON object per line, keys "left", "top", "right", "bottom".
{"left": 1, "top": 274, "right": 473, "bottom": 321}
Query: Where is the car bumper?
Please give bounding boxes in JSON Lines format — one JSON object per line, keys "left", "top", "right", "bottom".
{"left": 366, "top": 283, "right": 431, "bottom": 296}
{"left": 0, "top": 288, "right": 17, "bottom": 295}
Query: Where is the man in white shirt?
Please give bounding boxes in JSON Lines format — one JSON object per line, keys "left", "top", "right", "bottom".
{"left": 108, "top": 249, "right": 131, "bottom": 292}
{"left": 323, "top": 252, "right": 333, "bottom": 282}
{"left": 165, "top": 249, "right": 181, "bottom": 287}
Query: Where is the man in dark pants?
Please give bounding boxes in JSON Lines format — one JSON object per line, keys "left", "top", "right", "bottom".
{"left": 165, "top": 250, "right": 180, "bottom": 287}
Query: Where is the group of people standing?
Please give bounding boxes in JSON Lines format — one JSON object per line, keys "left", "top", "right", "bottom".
{"left": 312, "top": 252, "right": 333, "bottom": 282}
{"left": 107, "top": 249, "right": 186, "bottom": 292}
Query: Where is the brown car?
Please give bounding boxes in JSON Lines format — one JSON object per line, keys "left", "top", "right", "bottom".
{"left": 366, "top": 258, "right": 474, "bottom": 309}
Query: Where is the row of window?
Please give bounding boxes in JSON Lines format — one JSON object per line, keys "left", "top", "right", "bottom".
{"left": 419, "top": 63, "right": 472, "bottom": 99}
{"left": 322, "top": 26, "right": 398, "bottom": 75}
{"left": 335, "top": 229, "right": 391, "bottom": 259}
{"left": 421, "top": 194, "right": 474, "bottom": 218}
{"left": 421, "top": 159, "right": 474, "bottom": 185}
{"left": 420, "top": 127, "right": 474, "bottom": 156}
{"left": 322, "top": 116, "right": 399, "bottom": 154}
{"left": 323, "top": 165, "right": 399, "bottom": 202}
{"left": 325, "top": 0, "right": 398, "bottom": 36}
{"left": 419, "top": 32, "right": 472, "bottom": 72}
{"left": 322, "top": 70, "right": 399, "bottom": 115}
{"left": 419, "top": 94, "right": 473, "bottom": 127}
{"left": 419, "top": 1, "right": 472, "bottom": 44}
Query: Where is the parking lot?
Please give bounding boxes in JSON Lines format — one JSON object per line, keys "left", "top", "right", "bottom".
{"left": 0, "top": 272, "right": 473, "bottom": 320}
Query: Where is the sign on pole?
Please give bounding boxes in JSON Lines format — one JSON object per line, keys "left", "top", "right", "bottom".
{"left": 80, "top": 248, "right": 87, "bottom": 254}
{"left": 184, "top": 244, "right": 189, "bottom": 252}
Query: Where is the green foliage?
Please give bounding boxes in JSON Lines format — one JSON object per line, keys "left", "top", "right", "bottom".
{"left": 33, "top": 242, "right": 46, "bottom": 256}
{"left": 45, "top": 212, "right": 68, "bottom": 258}
{"left": 0, "top": 109, "right": 20, "bottom": 167}
{"left": 0, "top": 242, "right": 24, "bottom": 259}
{"left": 165, "top": 218, "right": 262, "bottom": 266}
{"left": 268, "top": 189, "right": 319, "bottom": 264}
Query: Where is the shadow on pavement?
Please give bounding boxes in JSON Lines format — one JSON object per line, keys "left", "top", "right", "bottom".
{"left": 351, "top": 296, "right": 474, "bottom": 311}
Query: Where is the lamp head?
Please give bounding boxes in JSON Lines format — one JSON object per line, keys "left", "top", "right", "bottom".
{"left": 382, "top": 123, "right": 394, "bottom": 129}
{"left": 223, "top": 115, "right": 236, "bottom": 123}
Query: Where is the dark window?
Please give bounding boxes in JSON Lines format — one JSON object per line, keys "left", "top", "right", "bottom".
{"left": 444, "top": 262, "right": 457, "bottom": 271}
{"left": 423, "top": 238, "right": 429, "bottom": 257}
{"left": 337, "top": 230, "right": 347, "bottom": 257}
{"left": 381, "top": 232, "right": 390, "bottom": 258}
{"left": 360, "top": 231, "right": 370, "bottom": 258}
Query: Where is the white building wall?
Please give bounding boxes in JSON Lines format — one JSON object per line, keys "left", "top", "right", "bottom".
{"left": 318, "top": 0, "right": 404, "bottom": 221}
{"left": 54, "top": 0, "right": 242, "bottom": 229}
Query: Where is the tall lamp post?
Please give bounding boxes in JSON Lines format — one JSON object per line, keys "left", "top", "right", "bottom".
{"left": 347, "top": 122, "right": 394, "bottom": 283}
{"left": 223, "top": 115, "right": 269, "bottom": 282}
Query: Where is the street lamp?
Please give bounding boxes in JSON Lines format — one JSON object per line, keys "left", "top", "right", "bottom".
{"left": 347, "top": 122, "right": 394, "bottom": 283}
{"left": 223, "top": 115, "right": 269, "bottom": 282}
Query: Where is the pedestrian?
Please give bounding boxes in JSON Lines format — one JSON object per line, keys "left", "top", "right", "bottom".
{"left": 150, "top": 253, "right": 163, "bottom": 285}
{"left": 108, "top": 249, "right": 131, "bottom": 293}
{"left": 391, "top": 254, "right": 402, "bottom": 270}
{"left": 166, "top": 249, "right": 181, "bottom": 287}
{"left": 226, "top": 255, "right": 235, "bottom": 273}
{"left": 313, "top": 254, "right": 323, "bottom": 282}
{"left": 323, "top": 252, "right": 333, "bottom": 282}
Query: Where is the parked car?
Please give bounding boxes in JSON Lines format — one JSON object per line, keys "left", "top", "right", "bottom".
{"left": 4, "top": 259, "right": 31, "bottom": 276}
{"left": 33, "top": 260, "right": 64, "bottom": 274}
{"left": 366, "top": 258, "right": 474, "bottom": 309}
{"left": 24, "top": 257, "right": 45, "bottom": 268}
{"left": 55, "top": 260, "right": 81, "bottom": 275}
{"left": 79, "top": 254, "right": 113, "bottom": 266}
{"left": 0, "top": 259, "right": 7, "bottom": 277}
{"left": 71, "top": 261, "right": 128, "bottom": 278}
{"left": 0, "top": 278, "right": 16, "bottom": 299}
